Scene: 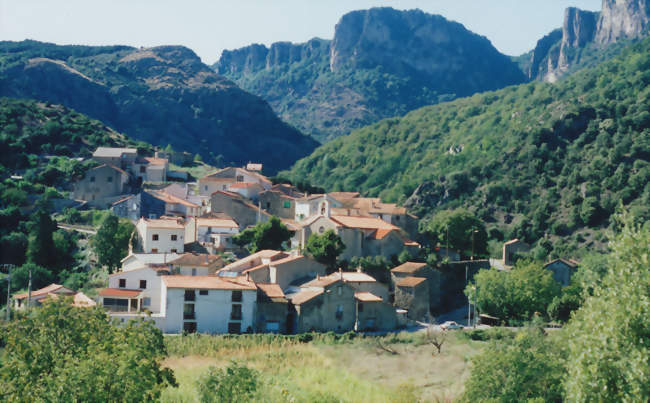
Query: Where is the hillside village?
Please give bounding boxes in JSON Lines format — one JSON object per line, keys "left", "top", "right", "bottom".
{"left": 11, "top": 146, "right": 581, "bottom": 335}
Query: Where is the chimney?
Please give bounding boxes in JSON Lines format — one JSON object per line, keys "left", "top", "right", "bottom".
{"left": 205, "top": 254, "right": 209, "bottom": 265}
{"left": 317, "top": 274, "right": 320, "bottom": 280}
{"left": 246, "top": 272, "right": 250, "bottom": 282}
{"left": 356, "top": 266, "right": 362, "bottom": 273}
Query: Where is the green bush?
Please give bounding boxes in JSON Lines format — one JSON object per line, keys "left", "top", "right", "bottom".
{"left": 196, "top": 361, "right": 258, "bottom": 403}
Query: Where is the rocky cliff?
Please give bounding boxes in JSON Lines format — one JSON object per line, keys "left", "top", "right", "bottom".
{"left": 214, "top": 7, "right": 526, "bottom": 143}
{"left": 527, "top": 0, "right": 649, "bottom": 82}
{"left": 0, "top": 41, "right": 318, "bottom": 173}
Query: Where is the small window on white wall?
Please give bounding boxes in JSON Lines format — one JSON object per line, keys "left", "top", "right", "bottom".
{"left": 319, "top": 226, "right": 325, "bottom": 234}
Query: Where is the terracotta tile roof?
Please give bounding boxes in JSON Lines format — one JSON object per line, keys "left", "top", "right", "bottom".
{"left": 395, "top": 276, "right": 427, "bottom": 288}
{"left": 391, "top": 262, "right": 428, "bottom": 274}
{"left": 139, "top": 217, "right": 184, "bottom": 229}
{"left": 162, "top": 275, "right": 256, "bottom": 290}
{"left": 257, "top": 283, "right": 285, "bottom": 299}
{"left": 147, "top": 191, "right": 199, "bottom": 208}
{"left": 72, "top": 292, "right": 97, "bottom": 307}
{"left": 268, "top": 255, "right": 305, "bottom": 266}
{"left": 301, "top": 274, "right": 342, "bottom": 288}
{"left": 328, "top": 192, "right": 361, "bottom": 202}
{"left": 330, "top": 215, "right": 399, "bottom": 231}
{"left": 371, "top": 228, "right": 395, "bottom": 240}
{"left": 196, "top": 217, "right": 239, "bottom": 229}
{"left": 13, "top": 283, "right": 75, "bottom": 300}
{"left": 229, "top": 182, "right": 263, "bottom": 189}
{"left": 169, "top": 253, "right": 223, "bottom": 267}
{"left": 340, "top": 272, "right": 377, "bottom": 283}
{"left": 99, "top": 288, "right": 143, "bottom": 298}
{"left": 354, "top": 292, "right": 383, "bottom": 302}
{"left": 112, "top": 194, "right": 136, "bottom": 205}
{"left": 201, "top": 177, "right": 237, "bottom": 183}
{"left": 296, "top": 194, "right": 326, "bottom": 201}
{"left": 289, "top": 289, "right": 324, "bottom": 305}
{"left": 279, "top": 218, "right": 300, "bottom": 231}
{"left": 143, "top": 157, "right": 168, "bottom": 165}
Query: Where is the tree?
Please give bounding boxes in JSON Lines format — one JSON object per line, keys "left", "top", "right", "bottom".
{"left": 305, "top": 230, "right": 345, "bottom": 271}
{"left": 461, "top": 327, "right": 566, "bottom": 402}
{"left": 425, "top": 209, "right": 487, "bottom": 258}
{"left": 10, "top": 263, "right": 53, "bottom": 291}
{"left": 196, "top": 361, "right": 258, "bottom": 403}
{"left": 26, "top": 209, "right": 57, "bottom": 269}
{"left": 563, "top": 219, "right": 649, "bottom": 401}
{"left": 467, "top": 260, "right": 560, "bottom": 323}
{"left": 93, "top": 215, "right": 134, "bottom": 273}
{"left": 0, "top": 232, "right": 28, "bottom": 265}
{"left": 232, "top": 217, "right": 293, "bottom": 253}
{"left": 0, "top": 299, "right": 176, "bottom": 401}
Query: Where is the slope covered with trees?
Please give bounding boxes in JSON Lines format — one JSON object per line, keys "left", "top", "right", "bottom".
{"left": 0, "top": 40, "right": 318, "bottom": 172}
{"left": 286, "top": 37, "right": 650, "bottom": 255}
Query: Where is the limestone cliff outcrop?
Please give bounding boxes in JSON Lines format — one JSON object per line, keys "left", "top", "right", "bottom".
{"left": 214, "top": 7, "right": 525, "bottom": 143}
{"left": 528, "top": 0, "right": 649, "bottom": 82}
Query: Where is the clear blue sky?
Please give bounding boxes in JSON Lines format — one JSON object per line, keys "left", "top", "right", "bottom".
{"left": 1, "top": 0, "right": 602, "bottom": 64}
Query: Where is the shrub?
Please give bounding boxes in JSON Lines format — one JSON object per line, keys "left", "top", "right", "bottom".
{"left": 196, "top": 361, "right": 258, "bottom": 403}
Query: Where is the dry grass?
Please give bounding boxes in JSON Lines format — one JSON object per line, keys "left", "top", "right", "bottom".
{"left": 161, "top": 332, "right": 482, "bottom": 402}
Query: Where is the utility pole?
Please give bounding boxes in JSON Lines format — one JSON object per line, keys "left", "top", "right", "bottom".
{"left": 446, "top": 225, "right": 449, "bottom": 260}
{"left": 466, "top": 263, "right": 470, "bottom": 327}
{"left": 27, "top": 268, "right": 32, "bottom": 309}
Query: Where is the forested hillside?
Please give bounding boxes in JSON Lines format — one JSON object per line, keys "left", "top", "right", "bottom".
{"left": 0, "top": 41, "right": 318, "bottom": 173}
{"left": 286, "top": 37, "right": 650, "bottom": 254}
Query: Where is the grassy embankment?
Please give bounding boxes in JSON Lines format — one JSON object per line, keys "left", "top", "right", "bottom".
{"left": 161, "top": 331, "right": 484, "bottom": 402}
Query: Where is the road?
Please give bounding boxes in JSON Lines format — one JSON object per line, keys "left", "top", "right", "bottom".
{"left": 57, "top": 223, "right": 97, "bottom": 235}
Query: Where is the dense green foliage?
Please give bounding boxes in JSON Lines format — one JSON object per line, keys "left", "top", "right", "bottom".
{"left": 462, "top": 327, "right": 566, "bottom": 402}
{"left": 466, "top": 260, "right": 561, "bottom": 323}
{"left": 196, "top": 361, "right": 258, "bottom": 403}
{"left": 233, "top": 216, "right": 294, "bottom": 253}
{"left": 305, "top": 229, "right": 345, "bottom": 271}
{"left": 93, "top": 214, "right": 135, "bottom": 273}
{"left": 564, "top": 219, "right": 649, "bottom": 401}
{"left": 423, "top": 208, "right": 487, "bottom": 258}
{"left": 286, "top": 37, "right": 650, "bottom": 256}
{"left": 0, "top": 299, "right": 176, "bottom": 401}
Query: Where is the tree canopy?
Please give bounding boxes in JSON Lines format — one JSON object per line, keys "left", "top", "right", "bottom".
{"left": 305, "top": 229, "right": 345, "bottom": 271}
{"left": 233, "top": 216, "right": 294, "bottom": 253}
{"left": 425, "top": 208, "right": 487, "bottom": 258}
{"left": 93, "top": 214, "right": 134, "bottom": 273}
{"left": 0, "top": 299, "right": 176, "bottom": 401}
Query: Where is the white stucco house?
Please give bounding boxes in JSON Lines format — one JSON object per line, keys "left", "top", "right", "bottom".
{"left": 136, "top": 218, "right": 186, "bottom": 253}
{"left": 160, "top": 276, "right": 257, "bottom": 334}
{"left": 294, "top": 194, "right": 342, "bottom": 222}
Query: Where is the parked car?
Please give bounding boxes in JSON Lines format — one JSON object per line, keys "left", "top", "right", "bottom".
{"left": 440, "top": 321, "right": 464, "bottom": 330}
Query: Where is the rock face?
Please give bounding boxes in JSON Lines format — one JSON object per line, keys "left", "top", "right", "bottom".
{"left": 595, "top": 0, "right": 650, "bottom": 44}
{"left": 214, "top": 7, "right": 526, "bottom": 143}
{"left": 528, "top": 0, "right": 650, "bottom": 82}
{"left": 0, "top": 41, "right": 318, "bottom": 173}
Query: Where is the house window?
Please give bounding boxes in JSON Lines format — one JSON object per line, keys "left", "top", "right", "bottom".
{"left": 337, "top": 286, "right": 342, "bottom": 296}
{"left": 107, "top": 176, "right": 113, "bottom": 183}
{"left": 184, "top": 290, "right": 195, "bottom": 302}
{"left": 266, "top": 202, "right": 271, "bottom": 209}
{"left": 266, "top": 321, "right": 280, "bottom": 333}
{"left": 119, "top": 279, "right": 126, "bottom": 288}
{"left": 236, "top": 175, "right": 244, "bottom": 182}
{"left": 152, "top": 234, "right": 159, "bottom": 241}
{"left": 358, "top": 303, "right": 364, "bottom": 313}
{"left": 318, "top": 226, "right": 325, "bottom": 234}
{"left": 183, "top": 303, "right": 195, "bottom": 320}
{"left": 140, "top": 166, "right": 146, "bottom": 173}
{"left": 139, "top": 280, "right": 147, "bottom": 289}
{"left": 171, "top": 249, "right": 177, "bottom": 253}
{"left": 395, "top": 216, "right": 400, "bottom": 221}
{"left": 90, "top": 176, "right": 95, "bottom": 182}
{"left": 336, "top": 305, "right": 343, "bottom": 320}
{"left": 171, "top": 234, "right": 177, "bottom": 241}
{"left": 230, "top": 304, "right": 242, "bottom": 320}
{"left": 142, "top": 297, "right": 151, "bottom": 307}
{"left": 191, "top": 268, "right": 197, "bottom": 276}
{"left": 283, "top": 201, "right": 291, "bottom": 209}
{"left": 151, "top": 248, "right": 158, "bottom": 253}
{"left": 199, "top": 290, "right": 208, "bottom": 296}
{"left": 204, "top": 185, "right": 208, "bottom": 191}
{"left": 228, "top": 322, "right": 241, "bottom": 334}
{"left": 232, "top": 290, "right": 242, "bottom": 302}
{"left": 183, "top": 322, "right": 197, "bottom": 333}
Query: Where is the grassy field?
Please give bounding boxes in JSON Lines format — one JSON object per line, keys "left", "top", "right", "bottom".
{"left": 161, "top": 331, "right": 484, "bottom": 402}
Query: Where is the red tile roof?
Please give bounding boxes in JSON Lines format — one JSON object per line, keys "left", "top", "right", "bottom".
{"left": 13, "top": 283, "right": 75, "bottom": 300}
{"left": 169, "top": 253, "right": 223, "bottom": 267}
{"left": 99, "top": 288, "right": 143, "bottom": 298}
{"left": 162, "top": 275, "right": 256, "bottom": 290}
{"left": 395, "top": 276, "right": 427, "bottom": 288}
{"left": 290, "top": 289, "right": 324, "bottom": 305}
{"left": 391, "top": 262, "right": 428, "bottom": 274}
{"left": 257, "top": 283, "right": 285, "bottom": 299}
{"left": 354, "top": 292, "right": 383, "bottom": 302}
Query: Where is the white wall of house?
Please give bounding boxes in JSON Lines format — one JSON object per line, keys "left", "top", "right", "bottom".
{"left": 109, "top": 268, "right": 163, "bottom": 313}
{"left": 294, "top": 196, "right": 342, "bottom": 222}
{"left": 136, "top": 222, "right": 185, "bottom": 253}
{"left": 162, "top": 286, "right": 256, "bottom": 334}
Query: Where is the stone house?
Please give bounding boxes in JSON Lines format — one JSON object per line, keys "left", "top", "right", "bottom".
{"left": 391, "top": 262, "right": 441, "bottom": 310}
{"left": 288, "top": 277, "right": 357, "bottom": 333}
{"left": 294, "top": 194, "right": 342, "bottom": 222}
{"left": 168, "top": 253, "right": 224, "bottom": 276}
{"left": 503, "top": 239, "right": 531, "bottom": 266}
{"left": 544, "top": 258, "right": 578, "bottom": 286}
{"left": 355, "top": 292, "right": 397, "bottom": 331}
{"left": 13, "top": 284, "right": 94, "bottom": 309}
{"left": 255, "top": 283, "right": 288, "bottom": 333}
{"left": 71, "top": 164, "right": 129, "bottom": 206}
{"left": 199, "top": 167, "right": 272, "bottom": 196}
{"left": 184, "top": 216, "right": 240, "bottom": 250}
{"left": 133, "top": 156, "right": 168, "bottom": 183}
{"left": 210, "top": 191, "right": 271, "bottom": 229}
{"left": 227, "top": 182, "right": 265, "bottom": 202}
{"left": 259, "top": 189, "right": 298, "bottom": 219}
{"left": 92, "top": 147, "right": 137, "bottom": 169}
{"left": 394, "top": 276, "right": 430, "bottom": 321}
